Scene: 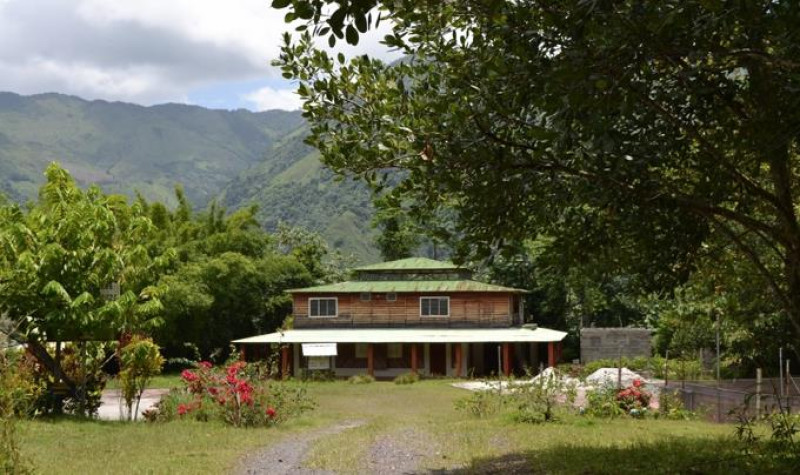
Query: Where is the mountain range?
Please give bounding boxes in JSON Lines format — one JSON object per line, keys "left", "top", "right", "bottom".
{"left": 0, "top": 92, "right": 379, "bottom": 262}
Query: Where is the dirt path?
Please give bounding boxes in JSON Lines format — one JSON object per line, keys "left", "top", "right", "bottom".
{"left": 97, "top": 388, "right": 169, "bottom": 421}
{"left": 235, "top": 420, "right": 365, "bottom": 475}
{"left": 366, "top": 428, "right": 438, "bottom": 474}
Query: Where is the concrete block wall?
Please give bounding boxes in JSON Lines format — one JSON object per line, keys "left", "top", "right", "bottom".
{"left": 580, "top": 327, "right": 652, "bottom": 363}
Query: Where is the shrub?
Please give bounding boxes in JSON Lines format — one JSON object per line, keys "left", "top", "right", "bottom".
{"left": 1, "top": 343, "right": 37, "bottom": 473}
{"left": 585, "top": 385, "right": 626, "bottom": 418}
{"left": 456, "top": 370, "right": 577, "bottom": 423}
{"left": 616, "top": 379, "right": 651, "bottom": 414}
{"left": 300, "top": 369, "right": 335, "bottom": 382}
{"left": 454, "top": 389, "right": 506, "bottom": 418}
{"left": 511, "top": 371, "right": 577, "bottom": 423}
{"left": 118, "top": 336, "right": 164, "bottom": 421}
{"left": 348, "top": 374, "right": 375, "bottom": 384}
{"left": 147, "top": 361, "right": 314, "bottom": 427}
{"left": 578, "top": 356, "right": 705, "bottom": 381}
{"left": 585, "top": 379, "right": 652, "bottom": 418}
{"left": 393, "top": 372, "right": 420, "bottom": 385}
{"left": 657, "top": 389, "right": 696, "bottom": 420}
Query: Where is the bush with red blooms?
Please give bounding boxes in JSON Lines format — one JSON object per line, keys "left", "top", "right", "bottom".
{"left": 616, "top": 379, "right": 652, "bottom": 414}
{"left": 146, "top": 361, "right": 314, "bottom": 427}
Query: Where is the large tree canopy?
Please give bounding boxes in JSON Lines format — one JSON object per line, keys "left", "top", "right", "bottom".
{"left": 275, "top": 1, "right": 800, "bottom": 348}
{"left": 0, "top": 163, "right": 168, "bottom": 397}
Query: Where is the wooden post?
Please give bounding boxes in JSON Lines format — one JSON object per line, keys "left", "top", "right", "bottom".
{"left": 786, "top": 360, "right": 791, "bottom": 398}
{"left": 411, "top": 343, "right": 418, "bottom": 374}
{"left": 240, "top": 345, "right": 246, "bottom": 362}
{"left": 454, "top": 343, "right": 463, "bottom": 378}
{"left": 367, "top": 343, "right": 375, "bottom": 377}
{"left": 756, "top": 368, "right": 762, "bottom": 419}
{"left": 280, "top": 346, "right": 290, "bottom": 380}
{"left": 502, "top": 343, "right": 511, "bottom": 376}
{"left": 547, "top": 342, "right": 556, "bottom": 368}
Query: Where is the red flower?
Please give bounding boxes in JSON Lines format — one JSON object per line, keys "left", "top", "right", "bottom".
{"left": 181, "top": 369, "right": 198, "bottom": 382}
{"left": 633, "top": 379, "right": 643, "bottom": 388}
{"left": 177, "top": 404, "right": 188, "bottom": 416}
{"left": 198, "top": 361, "right": 213, "bottom": 370}
{"left": 266, "top": 407, "right": 276, "bottom": 419}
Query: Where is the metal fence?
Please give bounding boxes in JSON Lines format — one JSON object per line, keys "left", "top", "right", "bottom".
{"left": 665, "top": 377, "right": 800, "bottom": 422}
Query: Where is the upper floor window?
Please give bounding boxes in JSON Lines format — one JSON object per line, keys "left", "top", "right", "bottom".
{"left": 420, "top": 296, "right": 449, "bottom": 317}
{"left": 386, "top": 293, "right": 397, "bottom": 302}
{"left": 360, "top": 292, "right": 371, "bottom": 302}
{"left": 309, "top": 297, "right": 338, "bottom": 318}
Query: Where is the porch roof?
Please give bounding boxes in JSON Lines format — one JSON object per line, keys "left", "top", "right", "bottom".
{"left": 233, "top": 327, "right": 567, "bottom": 344}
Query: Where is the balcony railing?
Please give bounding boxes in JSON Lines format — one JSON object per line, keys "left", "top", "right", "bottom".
{"left": 293, "top": 313, "right": 517, "bottom": 329}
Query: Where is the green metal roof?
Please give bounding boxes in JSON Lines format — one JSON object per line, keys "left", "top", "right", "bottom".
{"left": 353, "top": 257, "right": 462, "bottom": 272}
{"left": 288, "top": 280, "right": 526, "bottom": 293}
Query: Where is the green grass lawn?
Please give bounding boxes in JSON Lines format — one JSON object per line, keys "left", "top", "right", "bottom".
{"left": 104, "top": 372, "right": 184, "bottom": 390}
{"left": 18, "top": 379, "right": 787, "bottom": 474}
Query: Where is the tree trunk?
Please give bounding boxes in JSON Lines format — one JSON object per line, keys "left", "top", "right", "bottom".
{"left": 2, "top": 325, "right": 80, "bottom": 400}
{"left": 23, "top": 337, "right": 81, "bottom": 400}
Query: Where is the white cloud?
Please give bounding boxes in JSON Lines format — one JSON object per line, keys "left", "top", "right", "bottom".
{"left": 0, "top": 0, "right": 399, "bottom": 109}
{"left": 243, "top": 86, "right": 302, "bottom": 111}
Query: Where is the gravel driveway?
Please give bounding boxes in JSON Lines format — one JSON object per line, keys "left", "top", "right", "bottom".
{"left": 235, "top": 420, "right": 365, "bottom": 475}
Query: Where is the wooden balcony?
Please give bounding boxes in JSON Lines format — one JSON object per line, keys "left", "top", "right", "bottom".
{"left": 293, "top": 312, "right": 517, "bottom": 329}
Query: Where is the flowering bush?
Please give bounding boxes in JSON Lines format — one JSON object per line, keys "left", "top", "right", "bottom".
{"left": 616, "top": 379, "right": 651, "bottom": 414}
{"left": 147, "top": 361, "right": 314, "bottom": 427}
{"left": 585, "top": 380, "right": 652, "bottom": 418}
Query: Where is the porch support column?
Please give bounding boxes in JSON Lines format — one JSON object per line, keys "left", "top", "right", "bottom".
{"left": 454, "top": 343, "right": 463, "bottom": 378}
{"left": 239, "top": 345, "right": 246, "bottom": 362}
{"left": 367, "top": 343, "right": 375, "bottom": 377}
{"left": 281, "top": 345, "right": 290, "bottom": 379}
{"left": 502, "top": 343, "right": 512, "bottom": 377}
{"left": 411, "top": 343, "right": 419, "bottom": 374}
{"left": 548, "top": 342, "right": 556, "bottom": 368}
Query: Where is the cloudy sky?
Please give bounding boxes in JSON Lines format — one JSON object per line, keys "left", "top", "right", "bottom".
{"left": 0, "top": 0, "right": 398, "bottom": 111}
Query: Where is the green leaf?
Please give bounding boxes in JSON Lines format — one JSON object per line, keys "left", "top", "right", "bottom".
{"left": 345, "top": 24, "right": 358, "bottom": 45}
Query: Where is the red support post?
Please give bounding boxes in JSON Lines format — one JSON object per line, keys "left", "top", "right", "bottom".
{"left": 547, "top": 342, "right": 556, "bottom": 368}
{"left": 411, "top": 344, "right": 418, "bottom": 374}
{"left": 367, "top": 343, "right": 375, "bottom": 377}
{"left": 239, "top": 345, "right": 246, "bottom": 362}
{"left": 502, "top": 343, "right": 511, "bottom": 377}
{"left": 281, "top": 345, "right": 290, "bottom": 379}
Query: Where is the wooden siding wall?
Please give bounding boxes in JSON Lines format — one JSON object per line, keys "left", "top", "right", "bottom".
{"left": 293, "top": 292, "right": 515, "bottom": 328}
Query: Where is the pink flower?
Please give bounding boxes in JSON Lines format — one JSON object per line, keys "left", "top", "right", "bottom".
{"left": 266, "top": 407, "right": 276, "bottom": 418}
{"left": 198, "top": 361, "right": 213, "bottom": 369}
{"left": 177, "top": 404, "right": 188, "bottom": 416}
{"left": 632, "top": 379, "right": 643, "bottom": 388}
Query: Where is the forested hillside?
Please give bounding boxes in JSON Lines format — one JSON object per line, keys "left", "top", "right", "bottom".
{"left": 0, "top": 92, "right": 377, "bottom": 261}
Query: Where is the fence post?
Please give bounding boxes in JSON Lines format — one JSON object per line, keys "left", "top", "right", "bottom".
{"left": 786, "top": 359, "right": 791, "bottom": 399}
{"left": 617, "top": 346, "right": 623, "bottom": 389}
{"left": 756, "top": 368, "right": 762, "bottom": 419}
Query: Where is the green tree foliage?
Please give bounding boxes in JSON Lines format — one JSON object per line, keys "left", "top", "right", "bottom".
{"left": 119, "top": 336, "right": 164, "bottom": 421}
{"left": 372, "top": 194, "right": 421, "bottom": 261}
{"left": 275, "top": 1, "right": 800, "bottom": 349}
{"left": 140, "top": 197, "right": 317, "bottom": 360}
{"left": 0, "top": 163, "right": 167, "bottom": 403}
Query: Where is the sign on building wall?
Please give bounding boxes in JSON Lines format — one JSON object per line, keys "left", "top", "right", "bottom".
{"left": 302, "top": 343, "right": 337, "bottom": 356}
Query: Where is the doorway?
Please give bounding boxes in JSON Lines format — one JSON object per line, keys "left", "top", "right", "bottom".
{"left": 429, "top": 343, "right": 446, "bottom": 375}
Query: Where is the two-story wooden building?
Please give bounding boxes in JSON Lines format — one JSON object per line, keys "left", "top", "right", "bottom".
{"left": 234, "top": 258, "right": 566, "bottom": 378}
